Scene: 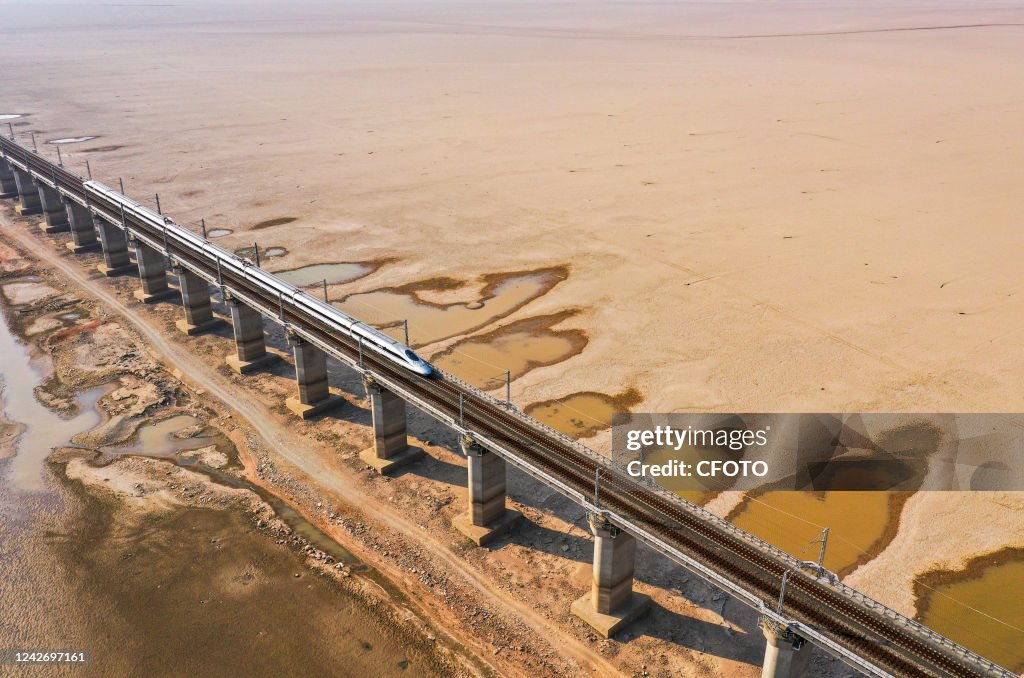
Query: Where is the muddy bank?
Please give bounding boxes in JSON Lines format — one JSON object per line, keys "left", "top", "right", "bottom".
{"left": 50, "top": 454, "right": 452, "bottom": 677}
{"left": 914, "top": 548, "right": 1024, "bottom": 674}
{"left": 338, "top": 267, "right": 569, "bottom": 348}
{"left": 2, "top": 452, "right": 453, "bottom": 677}
{"left": 0, "top": 237, "right": 477, "bottom": 677}
{"left": 526, "top": 388, "right": 643, "bottom": 439}
{"left": 431, "top": 311, "right": 588, "bottom": 390}
{"left": 726, "top": 491, "right": 913, "bottom": 577}
{"left": 275, "top": 260, "right": 384, "bottom": 288}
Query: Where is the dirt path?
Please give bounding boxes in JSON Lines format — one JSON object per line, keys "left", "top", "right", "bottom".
{"left": 1, "top": 218, "right": 620, "bottom": 676}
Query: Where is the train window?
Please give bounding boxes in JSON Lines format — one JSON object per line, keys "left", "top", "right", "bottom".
{"left": 405, "top": 350, "right": 420, "bottom": 362}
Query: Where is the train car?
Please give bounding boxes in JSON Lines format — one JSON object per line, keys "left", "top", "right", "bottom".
{"left": 250, "top": 265, "right": 434, "bottom": 377}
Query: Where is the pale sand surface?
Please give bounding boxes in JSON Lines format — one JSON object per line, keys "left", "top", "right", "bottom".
{"left": 2, "top": 1, "right": 1023, "bottom": 413}
{"left": 3, "top": 0, "right": 1024, "bottom": 663}
{"left": 846, "top": 491, "right": 1024, "bottom": 614}
{"left": 1, "top": 281, "right": 57, "bottom": 305}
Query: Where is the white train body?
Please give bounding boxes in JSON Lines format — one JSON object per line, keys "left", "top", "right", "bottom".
{"left": 85, "top": 181, "right": 433, "bottom": 377}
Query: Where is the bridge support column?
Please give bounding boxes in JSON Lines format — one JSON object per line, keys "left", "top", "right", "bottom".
{"left": 359, "top": 375, "right": 422, "bottom": 474}
{"left": 174, "top": 267, "right": 220, "bottom": 335}
{"left": 0, "top": 158, "right": 17, "bottom": 198}
{"left": 285, "top": 334, "right": 343, "bottom": 419}
{"left": 64, "top": 201, "right": 99, "bottom": 253}
{"left": 131, "top": 239, "right": 175, "bottom": 303}
{"left": 37, "top": 184, "right": 69, "bottom": 233}
{"left": 225, "top": 297, "right": 276, "bottom": 374}
{"left": 95, "top": 217, "right": 133, "bottom": 276}
{"left": 453, "top": 435, "right": 523, "bottom": 546}
{"left": 759, "top": 619, "right": 812, "bottom": 678}
{"left": 11, "top": 167, "right": 41, "bottom": 215}
{"left": 571, "top": 513, "right": 651, "bottom": 639}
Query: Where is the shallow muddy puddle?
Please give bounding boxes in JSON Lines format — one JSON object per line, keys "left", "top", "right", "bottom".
{"left": 108, "top": 414, "right": 222, "bottom": 460}
{"left": 726, "top": 491, "right": 899, "bottom": 575}
{"left": 49, "top": 136, "right": 96, "bottom": 144}
{"left": 638, "top": 433, "right": 909, "bottom": 574}
{"left": 527, "top": 394, "right": 617, "bottom": 437}
{"left": 431, "top": 313, "right": 586, "bottom": 390}
{"left": 434, "top": 333, "right": 575, "bottom": 390}
{"left": 0, "top": 309, "right": 104, "bottom": 493}
{"left": 207, "top": 228, "right": 232, "bottom": 238}
{"left": 339, "top": 268, "right": 566, "bottom": 347}
{"left": 0, "top": 114, "right": 21, "bottom": 120}
{"left": 237, "top": 245, "right": 288, "bottom": 260}
{"left": 103, "top": 419, "right": 361, "bottom": 567}
{"left": 917, "top": 551, "right": 1024, "bottom": 673}
{"left": 277, "top": 261, "right": 373, "bottom": 288}
{"left": 527, "top": 389, "right": 642, "bottom": 439}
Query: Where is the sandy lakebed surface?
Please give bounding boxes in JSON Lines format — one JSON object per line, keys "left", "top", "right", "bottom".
{"left": 2, "top": 0, "right": 1024, "bottom": 674}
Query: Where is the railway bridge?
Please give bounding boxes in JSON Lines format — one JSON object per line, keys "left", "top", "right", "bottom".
{"left": 0, "top": 132, "right": 1015, "bottom": 678}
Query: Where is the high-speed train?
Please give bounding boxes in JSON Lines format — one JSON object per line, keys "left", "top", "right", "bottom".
{"left": 85, "top": 181, "right": 434, "bottom": 377}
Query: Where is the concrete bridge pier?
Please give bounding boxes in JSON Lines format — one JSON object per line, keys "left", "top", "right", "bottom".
{"left": 0, "top": 158, "right": 17, "bottom": 198}
{"left": 94, "top": 217, "right": 134, "bottom": 276}
{"left": 131, "top": 238, "right": 175, "bottom": 303}
{"left": 285, "top": 333, "right": 343, "bottom": 419}
{"left": 759, "top": 619, "right": 812, "bottom": 678}
{"left": 225, "top": 296, "right": 276, "bottom": 374}
{"left": 453, "top": 435, "right": 523, "bottom": 546}
{"left": 174, "top": 266, "right": 220, "bottom": 335}
{"left": 359, "top": 375, "right": 422, "bottom": 474}
{"left": 64, "top": 201, "right": 99, "bottom": 253}
{"left": 11, "top": 167, "right": 41, "bottom": 215}
{"left": 571, "top": 513, "right": 651, "bottom": 638}
{"left": 37, "top": 184, "right": 69, "bottom": 233}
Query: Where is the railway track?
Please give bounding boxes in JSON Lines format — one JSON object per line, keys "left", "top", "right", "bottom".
{"left": 1, "top": 134, "right": 1013, "bottom": 678}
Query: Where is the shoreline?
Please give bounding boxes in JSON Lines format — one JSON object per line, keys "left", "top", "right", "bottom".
{"left": 724, "top": 490, "right": 916, "bottom": 578}
{"left": 0, "top": 222, "right": 488, "bottom": 677}
{"left": 914, "top": 547, "right": 1024, "bottom": 618}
